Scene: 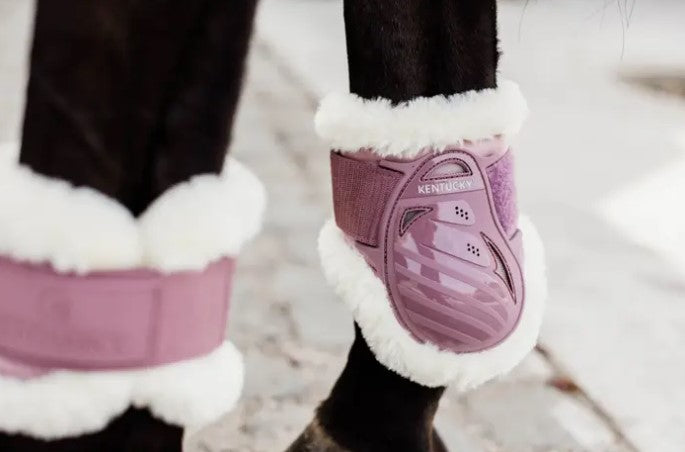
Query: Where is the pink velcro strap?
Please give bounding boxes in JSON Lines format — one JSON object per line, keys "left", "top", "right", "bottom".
{"left": 485, "top": 151, "right": 519, "bottom": 236}
{"left": 0, "top": 257, "right": 234, "bottom": 373}
{"left": 331, "top": 152, "right": 402, "bottom": 247}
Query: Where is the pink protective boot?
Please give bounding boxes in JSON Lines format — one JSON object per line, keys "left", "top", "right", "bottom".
{"left": 316, "top": 81, "right": 547, "bottom": 389}
{"left": 0, "top": 142, "right": 265, "bottom": 440}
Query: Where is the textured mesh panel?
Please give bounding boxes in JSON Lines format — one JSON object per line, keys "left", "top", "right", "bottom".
{"left": 485, "top": 151, "right": 519, "bottom": 236}
{"left": 330, "top": 152, "right": 402, "bottom": 246}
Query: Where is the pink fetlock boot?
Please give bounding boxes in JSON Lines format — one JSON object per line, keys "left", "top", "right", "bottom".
{"left": 316, "top": 81, "right": 547, "bottom": 389}
{"left": 0, "top": 142, "right": 265, "bottom": 439}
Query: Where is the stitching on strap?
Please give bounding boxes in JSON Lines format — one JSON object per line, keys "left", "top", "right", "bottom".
{"left": 330, "top": 152, "right": 402, "bottom": 247}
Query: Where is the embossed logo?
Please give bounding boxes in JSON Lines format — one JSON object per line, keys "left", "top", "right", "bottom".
{"left": 417, "top": 179, "right": 473, "bottom": 195}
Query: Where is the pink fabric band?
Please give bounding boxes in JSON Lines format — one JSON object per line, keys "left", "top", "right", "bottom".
{"left": 0, "top": 256, "right": 234, "bottom": 374}
{"left": 331, "top": 152, "right": 402, "bottom": 246}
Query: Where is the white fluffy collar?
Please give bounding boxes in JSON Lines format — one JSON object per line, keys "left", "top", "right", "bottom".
{"left": 315, "top": 80, "right": 528, "bottom": 159}
{"left": 0, "top": 143, "right": 265, "bottom": 274}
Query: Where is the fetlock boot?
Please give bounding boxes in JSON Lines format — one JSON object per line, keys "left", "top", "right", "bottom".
{"left": 0, "top": 142, "right": 265, "bottom": 446}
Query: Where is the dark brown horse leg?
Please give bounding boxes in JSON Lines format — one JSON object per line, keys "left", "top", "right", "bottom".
{"left": 0, "top": 0, "right": 257, "bottom": 450}
{"left": 20, "top": 0, "right": 258, "bottom": 214}
{"left": 287, "top": 1, "right": 498, "bottom": 451}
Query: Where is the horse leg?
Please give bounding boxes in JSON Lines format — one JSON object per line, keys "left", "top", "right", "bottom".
{"left": 287, "top": 1, "right": 505, "bottom": 451}
{"left": 0, "top": 0, "right": 258, "bottom": 449}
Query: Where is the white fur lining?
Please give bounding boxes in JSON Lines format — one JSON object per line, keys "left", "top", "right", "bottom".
{"left": 0, "top": 142, "right": 266, "bottom": 274}
{"left": 314, "top": 80, "right": 528, "bottom": 159}
{"left": 0, "top": 341, "right": 243, "bottom": 440}
{"left": 318, "top": 215, "right": 546, "bottom": 389}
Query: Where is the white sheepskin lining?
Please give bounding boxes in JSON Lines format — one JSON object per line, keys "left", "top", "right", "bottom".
{"left": 318, "top": 215, "right": 547, "bottom": 389}
{"left": 0, "top": 342, "right": 243, "bottom": 440}
{"left": 0, "top": 142, "right": 264, "bottom": 439}
{"left": 314, "top": 79, "right": 529, "bottom": 159}
{"left": 0, "top": 142, "right": 266, "bottom": 274}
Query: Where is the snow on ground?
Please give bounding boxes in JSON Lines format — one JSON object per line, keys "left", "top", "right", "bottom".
{"left": 601, "top": 149, "right": 685, "bottom": 277}
{"left": 500, "top": 2, "right": 685, "bottom": 451}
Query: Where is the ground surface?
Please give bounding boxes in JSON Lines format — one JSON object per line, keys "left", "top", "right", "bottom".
{"left": 1, "top": 1, "right": 685, "bottom": 451}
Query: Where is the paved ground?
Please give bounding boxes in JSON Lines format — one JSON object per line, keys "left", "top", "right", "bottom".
{"left": 2, "top": 1, "right": 685, "bottom": 451}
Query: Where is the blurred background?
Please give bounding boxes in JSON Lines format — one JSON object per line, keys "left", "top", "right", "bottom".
{"left": 1, "top": 1, "right": 684, "bottom": 451}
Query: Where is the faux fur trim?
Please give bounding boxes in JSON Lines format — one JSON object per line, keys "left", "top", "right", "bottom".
{"left": 318, "top": 215, "right": 546, "bottom": 389}
{"left": 0, "top": 142, "right": 266, "bottom": 274}
{"left": 0, "top": 341, "right": 243, "bottom": 440}
{"left": 314, "top": 80, "right": 528, "bottom": 159}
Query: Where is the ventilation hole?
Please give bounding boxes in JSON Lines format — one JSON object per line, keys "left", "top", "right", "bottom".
{"left": 400, "top": 207, "right": 432, "bottom": 236}
{"left": 483, "top": 235, "right": 515, "bottom": 295}
{"left": 423, "top": 160, "right": 472, "bottom": 181}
